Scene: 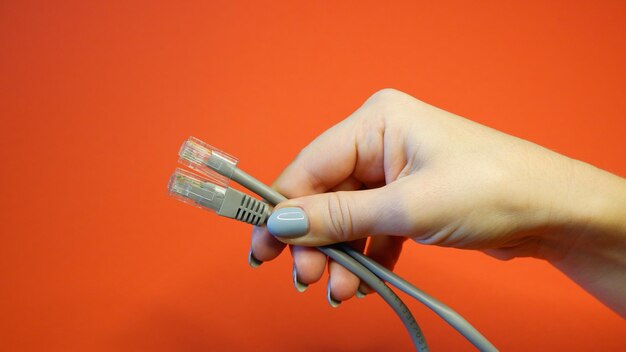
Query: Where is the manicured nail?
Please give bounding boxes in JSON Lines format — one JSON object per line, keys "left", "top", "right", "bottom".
{"left": 327, "top": 281, "right": 341, "bottom": 308}
{"left": 248, "top": 248, "right": 263, "bottom": 268}
{"left": 292, "top": 264, "right": 308, "bottom": 292}
{"left": 267, "top": 207, "right": 309, "bottom": 238}
{"left": 355, "top": 288, "right": 367, "bottom": 299}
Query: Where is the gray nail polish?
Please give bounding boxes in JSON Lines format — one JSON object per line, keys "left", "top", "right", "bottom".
{"left": 267, "top": 207, "right": 309, "bottom": 238}
{"left": 248, "top": 248, "right": 263, "bottom": 268}
{"left": 293, "top": 264, "right": 308, "bottom": 292}
{"left": 326, "top": 281, "right": 341, "bottom": 308}
{"left": 355, "top": 288, "right": 367, "bottom": 299}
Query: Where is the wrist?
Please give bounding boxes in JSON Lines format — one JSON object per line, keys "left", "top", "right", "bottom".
{"left": 541, "top": 159, "right": 626, "bottom": 316}
{"left": 564, "top": 159, "right": 626, "bottom": 236}
{"left": 535, "top": 158, "right": 626, "bottom": 262}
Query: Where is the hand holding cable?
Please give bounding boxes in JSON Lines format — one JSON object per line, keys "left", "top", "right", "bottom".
{"left": 252, "top": 88, "right": 626, "bottom": 317}
{"left": 167, "top": 88, "right": 626, "bottom": 350}
{"left": 169, "top": 138, "right": 431, "bottom": 350}
{"left": 169, "top": 134, "right": 496, "bottom": 351}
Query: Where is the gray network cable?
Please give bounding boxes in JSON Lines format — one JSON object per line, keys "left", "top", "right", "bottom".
{"left": 337, "top": 244, "right": 497, "bottom": 352}
{"left": 171, "top": 142, "right": 428, "bottom": 350}
{"left": 170, "top": 136, "right": 498, "bottom": 351}
{"left": 173, "top": 137, "right": 428, "bottom": 351}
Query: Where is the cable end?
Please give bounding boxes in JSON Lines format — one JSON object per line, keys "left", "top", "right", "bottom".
{"left": 167, "top": 168, "right": 227, "bottom": 212}
{"left": 178, "top": 136, "right": 238, "bottom": 182}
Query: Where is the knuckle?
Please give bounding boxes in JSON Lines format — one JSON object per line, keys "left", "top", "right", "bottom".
{"left": 326, "top": 192, "right": 354, "bottom": 241}
{"left": 359, "top": 88, "right": 410, "bottom": 126}
{"left": 367, "top": 88, "right": 403, "bottom": 105}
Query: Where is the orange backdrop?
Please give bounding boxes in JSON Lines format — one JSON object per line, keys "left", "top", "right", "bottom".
{"left": 1, "top": 1, "right": 625, "bottom": 351}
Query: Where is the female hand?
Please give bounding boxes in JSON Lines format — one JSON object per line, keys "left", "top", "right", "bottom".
{"left": 250, "top": 89, "right": 626, "bottom": 315}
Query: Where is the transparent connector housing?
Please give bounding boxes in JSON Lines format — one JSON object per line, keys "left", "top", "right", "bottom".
{"left": 167, "top": 167, "right": 270, "bottom": 225}
{"left": 178, "top": 136, "right": 238, "bottom": 184}
{"left": 167, "top": 168, "right": 227, "bottom": 212}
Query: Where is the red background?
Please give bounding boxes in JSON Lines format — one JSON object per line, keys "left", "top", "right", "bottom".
{"left": 1, "top": 1, "right": 625, "bottom": 350}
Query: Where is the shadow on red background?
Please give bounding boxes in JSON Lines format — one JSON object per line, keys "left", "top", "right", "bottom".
{"left": 1, "top": 1, "right": 625, "bottom": 351}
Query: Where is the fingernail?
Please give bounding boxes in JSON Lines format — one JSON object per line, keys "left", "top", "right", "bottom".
{"left": 327, "top": 281, "right": 341, "bottom": 308}
{"left": 355, "top": 288, "right": 367, "bottom": 299}
{"left": 248, "top": 248, "right": 263, "bottom": 268}
{"left": 267, "top": 207, "right": 309, "bottom": 238}
{"left": 292, "top": 264, "right": 308, "bottom": 292}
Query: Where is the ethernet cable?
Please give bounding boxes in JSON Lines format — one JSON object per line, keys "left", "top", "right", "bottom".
{"left": 173, "top": 138, "right": 428, "bottom": 351}
{"left": 168, "top": 173, "right": 428, "bottom": 351}
{"left": 337, "top": 244, "right": 497, "bottom": 351}
{"left": 168, "top": 169, "right": 428, "bottom": 351}
{"left": 171, "top": 136, "right": 498, "bottom": 351}
{"left": 174, "top": 137, "right": 496, "bottom": 351}
{"left": 316, "top": 245, "right": 427, "bottom": 350}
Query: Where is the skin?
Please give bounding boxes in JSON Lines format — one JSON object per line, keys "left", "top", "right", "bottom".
{"left": 250, "top": 88, "right": 626, "bottom": 316}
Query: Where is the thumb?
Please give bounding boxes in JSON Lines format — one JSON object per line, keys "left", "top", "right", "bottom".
{"left": 267, "top": 186, "right": 406, "bottom": 246}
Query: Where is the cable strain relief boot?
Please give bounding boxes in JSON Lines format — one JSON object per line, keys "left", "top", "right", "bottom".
{"left": 234, "top": 193, "right": 270, "bottom": 226}
{"left": 217, "top": 188, "right": 270, "bottom": 226}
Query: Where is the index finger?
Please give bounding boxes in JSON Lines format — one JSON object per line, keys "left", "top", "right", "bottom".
{"left": 274, "top": 105, "right": 385, "bottom": 199}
